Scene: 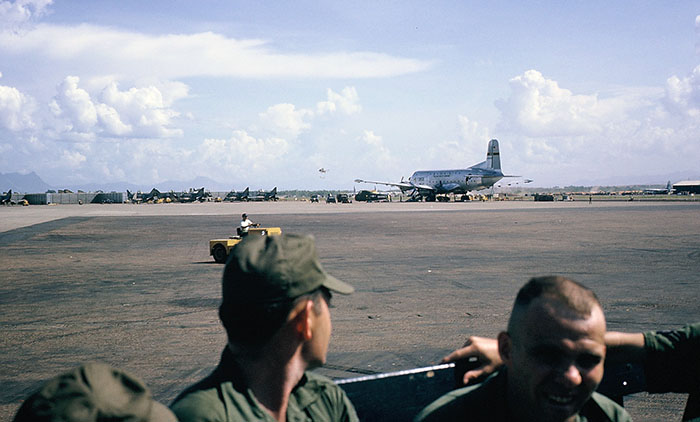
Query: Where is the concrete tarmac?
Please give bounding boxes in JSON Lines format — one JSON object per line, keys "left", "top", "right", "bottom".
{"left": 1, "top": 201, "right": 699, "bottom": 421}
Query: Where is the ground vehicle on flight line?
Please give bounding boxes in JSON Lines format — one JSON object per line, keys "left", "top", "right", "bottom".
{"left": 209, "top": 227, "right": 282, "bottom": 263}
{"left": 354, "top": 190, "right": 390, "bottom": 202}
{"left": 355, "top": 139, "right": 528, "bottom": 202}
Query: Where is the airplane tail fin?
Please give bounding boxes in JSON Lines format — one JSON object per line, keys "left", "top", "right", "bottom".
{"left": 486, "top": 139, "right": 501, "bottom": 170}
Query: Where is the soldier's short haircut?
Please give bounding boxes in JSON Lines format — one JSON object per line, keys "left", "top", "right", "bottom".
{"left": 507, "top": 275, "right": 602, "bottom": 334}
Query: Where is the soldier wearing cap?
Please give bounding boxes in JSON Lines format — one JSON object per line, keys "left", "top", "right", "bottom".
{"left": 13, "top": 362, "right": 176, "bottom": 422}
{"left": 171, "top": 233, "right": 358, "bottom": 422}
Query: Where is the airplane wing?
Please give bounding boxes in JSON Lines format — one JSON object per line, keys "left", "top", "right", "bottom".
{"left": 354, "top": 179, "right": 416, "bottom": 190}
{"left": 354, "top": 178, "right": 437, "bottom": 193}
{"left": 499, "top": 175, "right": 532, "bottom": 182}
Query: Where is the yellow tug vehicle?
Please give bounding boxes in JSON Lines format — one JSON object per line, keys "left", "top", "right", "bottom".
{"left": 209, "top": 227, "right": 282, "bottom": 263}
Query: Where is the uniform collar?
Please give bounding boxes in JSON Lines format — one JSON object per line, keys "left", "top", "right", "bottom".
{"left": 218, "top": 346, "right": 327, "bottom": 420}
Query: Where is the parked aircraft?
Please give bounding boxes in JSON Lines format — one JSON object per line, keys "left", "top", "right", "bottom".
{"left": 1, "top": 189, "right": 12, "bottom": 205}
{"left": 249, "top": 187, "right": 278, "bottom": 201}
{"left": 224, "top": 187, "right": 250, "bottom": 202}
{"left": 126, "top": 189, "right": 141, "bottom": 203}
{"left": 126, "top": 187, "right": 206, "bottom": 203}
{"left": 174, "top": 187, "right": 208, "bottom": 202}
{"left": 355, "top": 139, "right": 524, "bottom": 201}
{"left": 126, "top": 188, "right": 167, "bottom": 203}
{"left": 643, "top": 181, "right": 673, "bottom": 195}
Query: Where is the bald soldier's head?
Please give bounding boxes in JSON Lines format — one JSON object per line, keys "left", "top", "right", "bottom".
{"left": 498, "top": 276, "right": 607, "bottom": 422}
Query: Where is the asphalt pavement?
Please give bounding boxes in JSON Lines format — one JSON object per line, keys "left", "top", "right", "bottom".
{"left": 1, "top": 200, "right": 699, "bottom": 421}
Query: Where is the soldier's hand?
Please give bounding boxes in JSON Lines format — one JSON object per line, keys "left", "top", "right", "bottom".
{"left": 441, "top": 336, "right": 502, "bottom": 386}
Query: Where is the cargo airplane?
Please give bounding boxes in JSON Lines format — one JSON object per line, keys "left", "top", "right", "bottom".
{"left": 355, "top": 139, "right": 526, "bottom": 201}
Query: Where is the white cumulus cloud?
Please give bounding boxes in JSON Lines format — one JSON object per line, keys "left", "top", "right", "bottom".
{"left": 665, "top": 65, "right": 700, "bottom": 117}
{"left": 0, "top": 77, "right": 34, "bottom": 130}
{"left": 495, "top": 70, "right": 628, "bottom": 137}
{"left": 95, "top": 102, "right": 131, "bottom": 136}
{"left": 317, "top": 87, "right": 362, "bottom": 115}
{"left": 258, "top": 103, "right": 312, "bottom": 139}
{"left": 60, "top": 149, "right": 86, "bottom": 168}
{"left": 49, "top": 76, "right": 186, "bottom": 139}
{"left": 199, "top": 130, "right": 289, "bottom": 176}
{"left": 0, "top": 0, "right": 52, "bottom": 32}
{"left": 494, "top": 68, "right": 699, "bottom": 185}
{"left": 51, "top": 75, "right": 97, "bottom": 133}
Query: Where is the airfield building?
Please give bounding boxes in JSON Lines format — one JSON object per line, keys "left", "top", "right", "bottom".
{"left": 672, "top": 180, "right": 700, "bottom": 194}
{"left": 21, "top": 192, "right": 125, "bottom": 205}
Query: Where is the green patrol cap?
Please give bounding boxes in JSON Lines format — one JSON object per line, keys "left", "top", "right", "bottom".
{"left": 222, "top": 233, "right": 354, "bottom": 305}
{"left": 13, "top": 362, "right": 176, "bottom": 422}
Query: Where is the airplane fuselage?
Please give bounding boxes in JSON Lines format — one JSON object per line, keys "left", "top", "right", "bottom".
{"left": 408, "top": 168, "right": 504, "bottom": 194}
{"left": 354, "top": 139, "right": 518, "bottom": 201}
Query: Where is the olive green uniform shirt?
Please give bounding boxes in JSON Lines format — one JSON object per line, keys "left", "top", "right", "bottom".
{"left": 643, "top": 322, "right": 699, "bottom": 394}
{"left": 414, "top": 369, "right": 631, "bottom": 422}
{"left": 643, "top": 322, "right": 699, "bottom": 421}
{"left": 171, "top": 348, "right": 358, "bottom": 422}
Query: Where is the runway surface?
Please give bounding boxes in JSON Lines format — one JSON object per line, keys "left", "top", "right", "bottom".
{"left": 1, "top": 201, "right": 699, "bottom": 420}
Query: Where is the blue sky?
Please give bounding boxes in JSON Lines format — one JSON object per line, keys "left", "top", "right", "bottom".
{"left": 1, "top": 0, "right": 698, "bottom": 190}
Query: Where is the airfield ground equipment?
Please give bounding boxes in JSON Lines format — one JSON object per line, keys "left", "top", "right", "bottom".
{"left": 209, "top": 227, "right": 282, "bottom": 263}
{"left": 534, "top": 193, "right": 555, "bottom": 201}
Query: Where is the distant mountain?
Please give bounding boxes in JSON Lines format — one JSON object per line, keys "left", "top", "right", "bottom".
{"left": 1, "top": 173, "right": 238, "bottom": 194}
{"left": 0, "top": 172, "right": 53, "bottom": 193}
{"left": 65, "top": 176, "right": 233, "bottom": 193}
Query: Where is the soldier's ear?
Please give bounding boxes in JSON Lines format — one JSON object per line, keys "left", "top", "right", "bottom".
{"left": 498, "top": 331, "right": 512, "bottom": 364}
{"left": 290, "top": 300, "right": 314, "bottom": 341}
